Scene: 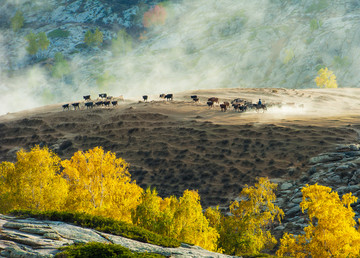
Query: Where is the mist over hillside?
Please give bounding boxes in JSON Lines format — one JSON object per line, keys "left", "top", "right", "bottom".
{"left": 0, "top": 0, "right": 359, "bottom": 114}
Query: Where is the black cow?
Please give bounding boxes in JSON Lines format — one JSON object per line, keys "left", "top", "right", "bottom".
{"left": 143, "top": 95, "right": 148, "bottom": 102}
{"left": 95, "top": 101, "right": 103, "bottom": 107}
{"left": 207, "top": 101, "right": 214, "bottom": 108}
{"left": 233, "top": 103, "right": 247, "bottom": 112}
{"left": 240, "top": 105, "right": 247, "bottom": 112}
{"left": 112, "top": 101, "right": 118, "bottom": 106}
{"left": 62, "top": 104, "right": 69, "bottom": 110}
{"left": 165, "top": 94, "right": 173, "bottom": 101}
{"left": 72, "top": 102, "right": 80, "bottom": 110}
{"left": 220, "top": 104, "right": 227, "bottom": 112}
{"left": 85, "top": 102, "right": 94, "bottom": 109}
{"left": 99, "top": 93, "right": 107, "bottom": 99}
{"left": 191, "top": 95, "right": 199, "bottom": 102}
{"left": 83, "top": 95, "right": 91, "bottom": 101}
{"left": 104, "top": 101, "right": 111, "bottom": 107}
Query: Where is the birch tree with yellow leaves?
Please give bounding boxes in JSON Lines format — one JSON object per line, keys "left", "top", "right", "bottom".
{"left": 132, "top": 188, "right": 219, "bottom": 251}
{"left": 277, "top": 184, "right": 360, "bottom": 257}
{"left": 217, "top": 177, "right": 284, "bottom": 255}
{"left": 0, "top": 146, "right": 68, "bottom": 213}
{"left": 61, "top": 147, "right": 143, "bottom": 223}
{"left": 315, "top": 67, "right": 338, "bottom": 88}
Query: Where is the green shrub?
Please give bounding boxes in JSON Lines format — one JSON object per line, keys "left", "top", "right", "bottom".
{"left": 25, "top": 31, "right": 39, "bottom": 55}
{"left": 55, "top": 242, "right": 164, "bottom": 257}
{"left": 11, "top": 11, "right": 24, "bottom": 32}
{"left": 310, "top": 19, "right": 322, "bottom": 31}
{"left": 25, "top": 31, "right": 50, "bottom": 56}
{"left": 48, "top": 29, "right": 70, "bottom": 39}
{"left": 84, "top": 28, "right": 103, "bottom": 47}
{"left": 10, "top": 210, "right": 181, "bottom": 248}
{"left": 315, "top": 64, "right": 326, "bottom": 71}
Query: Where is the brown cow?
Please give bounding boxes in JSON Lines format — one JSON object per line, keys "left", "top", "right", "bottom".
{"left": 208, "top": 97, "right": 219, "bottom": 103}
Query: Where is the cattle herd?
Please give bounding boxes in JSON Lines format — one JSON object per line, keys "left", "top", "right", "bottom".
{"left": 62, "top": 93, "right": 124, "bottom": 111}
{"left": 205, "top": 96, "right": 267, "bottom": 112}
{"left": 62, "top": 92, "right": 267, "bottom": 113}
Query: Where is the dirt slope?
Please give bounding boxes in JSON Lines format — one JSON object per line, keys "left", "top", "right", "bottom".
{"left": 1, "top": 88, "right": 360, "bottom": 208}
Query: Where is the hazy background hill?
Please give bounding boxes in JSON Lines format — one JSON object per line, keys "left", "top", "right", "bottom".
{"left": 1, "top": 0, "right": 360, "bottom": 114}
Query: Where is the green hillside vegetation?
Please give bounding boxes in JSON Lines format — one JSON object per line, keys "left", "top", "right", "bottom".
{"left": 25, "top": 31, "right": 50, "bottom": 56}
{"left": 47, "top": 29, "right": 70, "bottom": 39}
{"left": 56, "top": 242, "right": 165, "bottom": 257}
{"left": 11, "top": 10, "right": 24, "bottom": 32}
{"left": 3, "top": 0, "right": 358, "bottom": 109}
{"left": 84, "top": 28, "right": 103, "bottom": 47}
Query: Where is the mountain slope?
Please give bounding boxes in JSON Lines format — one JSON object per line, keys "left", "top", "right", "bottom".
{"left": 1, "top": 0, "right": 359, "bottom": 113}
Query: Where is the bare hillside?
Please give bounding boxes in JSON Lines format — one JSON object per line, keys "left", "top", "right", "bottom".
{"left": 1, "top": 88, "right": 360, "bottom": 208}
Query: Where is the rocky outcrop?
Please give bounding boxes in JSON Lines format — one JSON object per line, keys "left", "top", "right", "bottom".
{"left": 0, "top": 214, "right": 237, "bottom": 258}
{"left": 275, "top": 143, "right": 360, "bottom": 237}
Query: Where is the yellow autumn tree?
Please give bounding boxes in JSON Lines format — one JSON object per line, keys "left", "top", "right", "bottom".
{"left": 315, "top": 67, "right": 338, "bottom": 88}
{"left": 0, "top": 146, "right": 68, "bottom": 213}
{"left": 61, "top": 147, "right": 143, "bottom": 223}
{"left": 132, "top": 188, "right": 163, "bottom": 232}
{"left": 132, "top": 188, "right": 219, "bottom": 251}
{"left": 277, "top": 184, "right": 360, "bottom": 257}
{"left": 204, "top": 206, "right": 222, "bottom": 231}
{"left": 174, "top": 190, "right": 219, "bottom": 251}
{"left": 218, "top": 177, "right": 284, "bottom": 255}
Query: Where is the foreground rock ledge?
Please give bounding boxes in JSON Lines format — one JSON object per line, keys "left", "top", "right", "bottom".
{"left": 0, "top": 214, "right": 238, "bottom": 258}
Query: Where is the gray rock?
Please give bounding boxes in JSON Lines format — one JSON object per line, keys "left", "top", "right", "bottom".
{"left": 344, "top": 151, "right": 360, "bottom": 157}
{"left": 0, "top": 215, "right": 237, "bottom": 258}
{"left": 19, "top": 227, "right": 56, "bottom": 235}
{"left": 335, "top": 164, "right": 353, "bottom": 172}
{"left": 43, "top": 233, "right": 62, "bottom": 240}
{"left": 280, "top": 182, "right": 293, "bottom": 190}
{"left": 291, "top": 197, "right": 303, "bottom": 204}
{"left": 285, "top": 205, "right": 301, "bottom": 217}
{"left": 309, "top": 153, "right": 344, "bottom": 164}
{"left": 337, "top": 185, "right": 360, "bottom": 195}
{"left": 292, "top": 190, "right": 303, "bottom": 199}
{"left": 3, "top": 222, "right": 50, "bottom": 229}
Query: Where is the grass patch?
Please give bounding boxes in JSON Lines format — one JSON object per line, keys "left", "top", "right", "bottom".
{"left": 241, "top": 254, "right": 275, "bottom": 258}
{"left": 10, "top": 210, "right": 181, "bottom": 248}
{"left": 48, "top": 29, "right": 70, "bottom": 39}
{"left": 55, "top": 242, "right": 164, "bottom": 257}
